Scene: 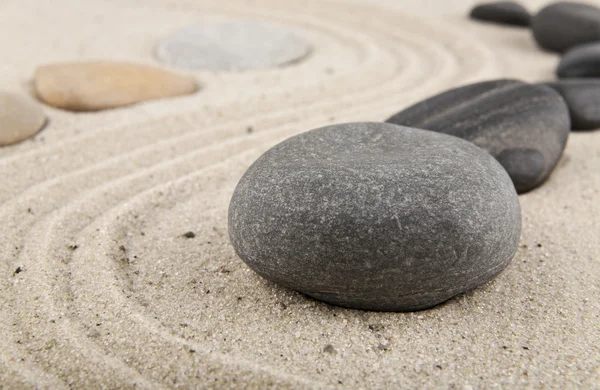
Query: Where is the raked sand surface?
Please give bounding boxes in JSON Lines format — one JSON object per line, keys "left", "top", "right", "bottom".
{"left": 0, "top": 0, "right": 599, "bottom": 388}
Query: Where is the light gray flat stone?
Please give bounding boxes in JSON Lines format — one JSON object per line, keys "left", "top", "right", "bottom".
{"left": 155, "top": 21, "right": 311, "bottom": 71}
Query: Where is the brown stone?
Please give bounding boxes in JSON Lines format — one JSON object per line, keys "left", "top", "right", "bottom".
{"left": 34, "top": 61, "right": 199, "bottom": 111}
{"left": 0, "top": 92, "right": 47, "bottom": 146}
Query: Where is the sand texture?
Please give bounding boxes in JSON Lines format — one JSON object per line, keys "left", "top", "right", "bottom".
{"left": 0, "top": 0, "right": 598, "bottom": 388}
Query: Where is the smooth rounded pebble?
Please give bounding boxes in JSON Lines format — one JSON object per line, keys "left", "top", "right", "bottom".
{"left": 386, "top": 79, "right": 570, "bottom": 193}
{"left": 34, "top": 61, "right": 199, "bottom": 111}
{"left": 0, "top": 92, "right": 46, "bottom": 146}
{"left": 532, "top": 2, "right": 600, "bottom": 53}
{"left": 545, "top": 79, "right": 600, "bottom": 130}
{"left": 155, "top": 21, "right": 311, "bottom": 71}
{"left": 228, "top": 122, "right": 522, "bottom": 312}
{"left": 470, "top": 1, "right": 531, "bottom": 27}
{"left": 557, "top": 42, "right": 600, "bottom": 78}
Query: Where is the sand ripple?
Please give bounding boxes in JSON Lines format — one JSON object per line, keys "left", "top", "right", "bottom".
{"left": 1, "top": 0, "right": 598, "bottom": 388}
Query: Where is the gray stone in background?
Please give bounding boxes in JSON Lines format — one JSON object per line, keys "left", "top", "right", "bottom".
{"left": 386, "top": 80, "right": 570, "bottom": 193}
{"left": 470, "top": 1, "right": 531, "bottom": 27}
{"left": 228, "top": 122, "right": 522, "bottom": 312}
{"left": 545, "top": 79, "right": 600, "bottom": 130}
{"left": 532, "top": 2, "right": 600, "bottom": 53}
{"left": 557, "top": 43, "right": 600, "bottom": 78}
{"left": 0, "top": 91, "right": 47, "bottom": 146}
{"left": 155, "top": 21, "right": 312, "bottom": 71}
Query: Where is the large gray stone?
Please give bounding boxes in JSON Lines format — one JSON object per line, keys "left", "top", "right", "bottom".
{"left": 545, "top": 79, "right": 600, "bottom": 130}
{"left": 155, "top": 21, "right": 311, "bottom": 71}
{"left": 386, "top": 80, "right": 570, "bottom": 193}
{"left": 228, "top": 122, "right": 522, "bottom": 312}
{"left": 532, "top": 2, "right": 600, "bottom": 53}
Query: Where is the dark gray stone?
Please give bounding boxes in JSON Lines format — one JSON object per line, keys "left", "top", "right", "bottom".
{"left": 496, "top": 148, "right": 546, "bottom": 190}
{"left": 386, "top": 80, "right": 570, "bottom": 193}
{"left": 557, "top": 43, "right": 600, "bottom": 78}
{"left": 545, "top": 79, "right": 600, "bottom": 130}
{"left": 228, "top": 122, "right": 522, "bottom": 312}
{"left": 532, "top": 2, "right": 600, "bottom": 53}
{"left": 470, "top": 1, "right": 531, "bottom": 27}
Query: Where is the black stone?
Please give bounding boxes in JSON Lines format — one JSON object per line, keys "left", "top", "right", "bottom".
{"left": 532, "top": 2, "right": 600, "bottom": 53}
{"left": 228, "top": 122, "right": 521, "bottom": 312}
{"left": 470, "top": 1, "right": 531, "bottom": 27}
{"left": 557, "top": 43, "right": 600, "bottom": 78}
{"left": 496, "top": 148, "right": 546, "bottom": 190}
{"left": 545, "top": 79, "right": 600, "bottom": 130}
{"left": 386, "top": 80, "right": 570, "bottom": 193}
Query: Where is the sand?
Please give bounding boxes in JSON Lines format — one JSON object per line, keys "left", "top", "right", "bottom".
{"left": 0, "top": 0, "right": 598, "bottom": 388}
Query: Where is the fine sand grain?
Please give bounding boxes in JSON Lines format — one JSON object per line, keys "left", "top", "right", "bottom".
{"left": 0, "top": 0, "right": 598, "bottom": 388}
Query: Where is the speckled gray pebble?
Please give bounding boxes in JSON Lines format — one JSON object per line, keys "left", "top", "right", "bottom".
{"left": 228, "top": 122, "right": 522, "bottom": 312}
{"left": 470, "top": 1, "right": 531, "bottom": 27}
{"left": 545, "top": 79, "right": 600, "bottom": 130}
{"left": 386, "top": 80, "right": 570, "bottom": 193}
{"left": 557, "top": 43, "right": 600, "bottom": 79}
{"left": 155, "top": 21, "right": 311, "bottom": 71}
{"left": 532, "top": 2, "right": 600, "bottom": 53}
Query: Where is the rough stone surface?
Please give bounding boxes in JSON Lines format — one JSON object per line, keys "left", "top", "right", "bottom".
{"left": 557, "top": 43, "right": 600, "bottom": 78}
{"left": 545, "top": 79, "right": 600, "bottom": 130}
{"left": 386, "top": 79, "right": 570, "bottom": 193}
{"left": 155, "top": 21, "right": 312, "bottom": 71}
{"left": 0, "top": 91, "right": 47, "bottom": 146}
{"left": 228, "top": 122, "right": 522, "bottom": 312}
{"left": 470, "top": 1, "right": 531, "bottom": 27}
{"left": 532, "top": 2, "right": 600, "bottom": 53}
{"left": 34, "top": 61, "right": 199, "bottom": 111}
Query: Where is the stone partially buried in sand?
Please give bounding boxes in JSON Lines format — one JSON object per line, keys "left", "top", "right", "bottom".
{"left": 34, "top": 61, "right": 199, "bottom": 111}
{"left": 545, "top": 79, "right": 600, "bottom": 130}
{"left": 469, "top": 1, "right": 531, "bottom": 27}
{"left": 532, "top": 2, "right": 600, "bottom": 53}
{"left": 557, "top": 43, "right": 600, "bottom": 78}
{"left": 155, "top": 21, "right": 311, "bottom": 71}
{"left": 386, "top": 80, "right": 570, "bottom": 193}
{"left": 228, "top": 122, "right": 522, "bottom": 312}
{"left": 0, "top": 92, "right": 46, "bottom": 146}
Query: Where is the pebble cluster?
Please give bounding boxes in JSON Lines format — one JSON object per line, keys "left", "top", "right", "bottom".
{"left": 229, "top": 1, "right": 600, "bottom": 311}
{"left": 470, "top": 2, "right": 600, "bottom": 132}
{"left": 1, "top": 1, "right": 597, "bottom": 312}
{"left": 0, "top": 20, "right": 311, "bottom": 143}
